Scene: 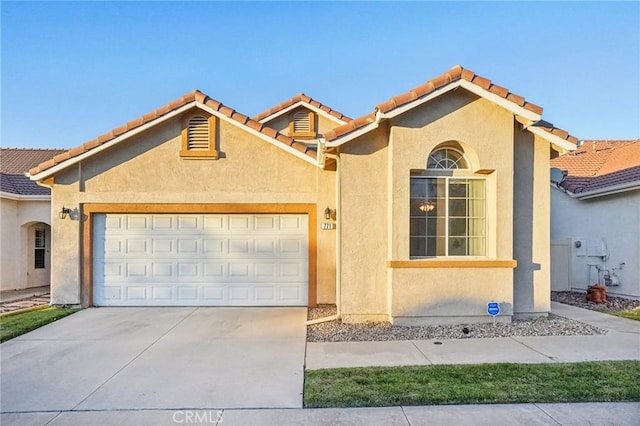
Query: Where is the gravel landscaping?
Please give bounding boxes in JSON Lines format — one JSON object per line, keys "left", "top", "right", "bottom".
{"left": 307, "top": 304, "right": 607, "bottom": 342}
{"left": 551, "top": 291, "right": 640, "bottom": 312}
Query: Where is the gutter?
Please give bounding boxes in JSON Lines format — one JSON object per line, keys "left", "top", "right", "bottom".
{"left": 551, "top": 181, "right": 640, "bottom": 200}
{"left": 306, "top": 150, "right": 342, "bottom": 326}
{"left": 0, "top": 191, "right": 51, "bottom": 201}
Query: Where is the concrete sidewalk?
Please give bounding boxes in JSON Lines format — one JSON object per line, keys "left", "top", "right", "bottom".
{"left": 0, "top": 286, "right": 50, "bottom": 313}
{"left": 2, "top": 302, "right": 638, "bottom": 426}
{"left": 306, "top": 302, "right": 640, "bottom": 369}
{"left": 0, "top": 285, "right": 50, "bottom": 303}
{"left": 3, "top": 402, "right": 638, "bottom": 425}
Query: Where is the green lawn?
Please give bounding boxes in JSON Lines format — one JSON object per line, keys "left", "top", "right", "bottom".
{"left": 610, "top": 307, "right": 640, "bottom": 321}
{"left": 0, "top": 307, "right": 80, "bottom": 343}
{"left": 304, "top": 361, "right": 640, "bottom": 408}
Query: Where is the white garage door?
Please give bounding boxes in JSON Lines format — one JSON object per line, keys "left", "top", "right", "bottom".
{"left": 93, "top": 213, "right": 308, "bottom": 306}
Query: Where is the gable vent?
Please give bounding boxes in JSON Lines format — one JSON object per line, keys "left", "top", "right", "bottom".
{"left": 187, "top": 116, "right": 210, "bottom": 150}
{"left": 292, "top": 112, "right": 311, "bottom": 133}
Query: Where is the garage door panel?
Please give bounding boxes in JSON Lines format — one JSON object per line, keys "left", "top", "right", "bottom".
{"left": 94, "top": 213, "right": 308, "bottom": 306}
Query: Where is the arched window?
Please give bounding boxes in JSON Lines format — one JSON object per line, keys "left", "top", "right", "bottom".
{"left": 427, "top": 147, "right": 468, "bottom": 169}
{"left": 410, "top": 145, "right": 485, "bottom": 257}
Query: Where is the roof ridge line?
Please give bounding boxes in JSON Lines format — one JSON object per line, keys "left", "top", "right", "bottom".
{"left": 29, "top": 90, "right": 317, "bottom": 176}
{"left": 325, "top": 65, "right": 560, "bottom": 143}
{"left": 252, "top": 93, "right": 352, "bottom": 123}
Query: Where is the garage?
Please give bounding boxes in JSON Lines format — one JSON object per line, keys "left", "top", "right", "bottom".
{"left": 92, "top": 213, "right": 309, "bottom": 306}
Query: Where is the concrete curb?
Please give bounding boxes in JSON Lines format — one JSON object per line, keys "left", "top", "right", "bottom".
{"left": 0, "top": 304, "right": 50, "bottom": 318}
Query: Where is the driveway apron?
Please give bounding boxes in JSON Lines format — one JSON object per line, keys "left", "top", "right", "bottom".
{"left": 0, "top": 307, "right": 307, "bottom": 413}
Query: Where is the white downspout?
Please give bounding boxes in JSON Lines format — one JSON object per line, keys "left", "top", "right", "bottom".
{"left": 306, "top": 150, "right": 342, "bottom": 325}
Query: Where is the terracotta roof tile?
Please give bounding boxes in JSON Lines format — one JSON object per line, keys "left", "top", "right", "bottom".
{"left": 532, "top": 120, "right": 579, "bottom": 145}
{"left": 275, "top": 134, "right": 292, "bottom": 145}
{"left": 323, "top": 113, "right": 376, "bottom": 141}
{"left": 218, "top": 105, "right": 235, "bottom": 117}
{"left": 252, "top": 93, "right": 352, "bottom": 122}
{"left": 204, "top": 98, "right": 221, "bottom": 110}
{"left": 324, "top": 65, "right": 548, "bottom": 142}
{"left": 29, "top": 90, "right": 317, "bottom": 176}
{"left": 261, "top": 127, "right": 278, "bottom": 138}
{"left": 471, "top": 75, "right": 491, "bottom": 90}
{"left": 488, "top": 84, "right": 509, "bottom": 98}
{"left": 377, "top": 99, "right": 397, "bottom": 114}
{"left": 246, "top": 120, "right": 264, "bottom": 132}
{"left": 551, "top": 140, "right": 640, "bottom": 193}
{"left": 292, "top": 141, "right": 312, "bottom": 154}
{"left": 83, "top": 138, "right": 102, "bottom": 150}
{"left": 112, "top": 124, "right": 129, "bottom": 137}
{"left": 506, "top": 93, "right": 526, "bottom": 107}
{"left": 53, "top": 152, "right": 70, "bottom": 163}
{"left": 231, "top": 111, "right": 249, "bottom": 124}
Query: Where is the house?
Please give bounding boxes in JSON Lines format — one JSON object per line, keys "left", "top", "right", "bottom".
{"left": 550, "top": 140, "right": 640, "bottom": 299}
{"left": 28, "top": 65, "right": 578, "bottom": 324}
{"left": 1, "top": 148, "right": 66, "bottom": 291}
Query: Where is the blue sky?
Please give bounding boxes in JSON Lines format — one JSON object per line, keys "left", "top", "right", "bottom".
{"left": 2, "top": 1, "right": 639, "bottom": 149}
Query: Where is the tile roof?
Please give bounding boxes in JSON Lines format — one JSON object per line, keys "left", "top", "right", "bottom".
{"left": 324, "top": 65, "right": 576, "bottom": 145}
{"left": 551, "top": 140, "right": 640, "bottom": 194}
{"left": 1, "top": 148, "right": 67, "bottom": 196}
{"left": 529, "top": 120, "right": 580, "bottom": 145}
{"left": 29, "top": 91, "right": 317, "bottom": 176}
{"left": 252, "top": 93, "right": 352, "bottom": 123}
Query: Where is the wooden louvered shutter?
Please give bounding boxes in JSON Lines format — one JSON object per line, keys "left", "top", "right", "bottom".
{"left": 288, "top": 110, "right": 315, "bottom": 138}
{"left": 187, "top": 116, "right": 210, "bottom": 150}
{"left": 292, "top": 112, "right": 311, "bottom": 133}
{"left": 180, "top": 113, "right": 218, "bottom": 158}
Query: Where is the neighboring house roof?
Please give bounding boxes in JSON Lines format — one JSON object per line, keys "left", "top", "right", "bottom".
{"left": 1, "top": 148, "right": 67, "bottom": 197}
{"left": 253, "top": 93, "right": 352, "bottom": 123}
{"left": 323, "top": 65, "right": 578, "bottom": 151}
{"left": 29, "top": 91, "right": 317, "bottom": 179}
{"left": 551, "top": 139, "right": 640, "bottom": 198}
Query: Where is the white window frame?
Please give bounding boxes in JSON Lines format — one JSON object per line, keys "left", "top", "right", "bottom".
{"left": 34, "top": 227, "right": 46, "bottom": 269}
{"left": 410, "top": 176, "right": 487, "bottom": 258}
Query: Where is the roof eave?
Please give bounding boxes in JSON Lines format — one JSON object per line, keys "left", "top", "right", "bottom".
{"left": 326, "top": 79, "right": 543, "bottom": 147}
{"left": 325, "top": 110, "right": 382, "bottom": 148}
{"left": 573, "top": 181, "right": 640, "bottom": 200}
{"left": 0, "top": 192, "right": 51, "bottom": 201}
{"left": 526, "top": 126, "right": 577, "bottom": 152}
{"left": 29, "top": 102, "right": 197, "bottom": 181}
{"left": 458, "top": 80, "right": 541, "bottom": 122}
{"left": 198, "top": 103, "right": 318, "bottom": 166}
{"left": 30, "top": 101, "right": 319, "bottom": 181}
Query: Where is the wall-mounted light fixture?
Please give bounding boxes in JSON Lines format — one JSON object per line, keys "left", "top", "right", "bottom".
{"left": 324, "top": 207, "right": 336, "bottom": 220}
{"left": 418, "top": 200, "right": 436, "bottom": 212}
{"left": 59, "top": 207, "right": 72, "bottom": 220}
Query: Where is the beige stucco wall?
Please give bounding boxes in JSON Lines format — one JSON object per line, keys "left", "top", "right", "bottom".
{"left": 388, "top": 91, "right": 514, "bottom": 260}
{"left": 0, "top": 198, "right": 52, "bottom": 291}
{"left": 337, "top": 90, "right": 541, "bottom": 324}
{"left": 339, "top": 125, "right": 390, "bottom": 322}
{"left": 391, "top": 268, "right": 514, "bottom": 325}
{"left": 48, "top": 107, "right": 336, "bottom": 305}
{"left": 513, "top": 130, "right": 551, "bottom": 318}
{"left": 386, "top": 92, "right": 517, "bottom": 323}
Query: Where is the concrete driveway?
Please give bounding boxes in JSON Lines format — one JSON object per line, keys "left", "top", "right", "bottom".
{"left": 1, "top": 307, "right": 307, "bottom": 414}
